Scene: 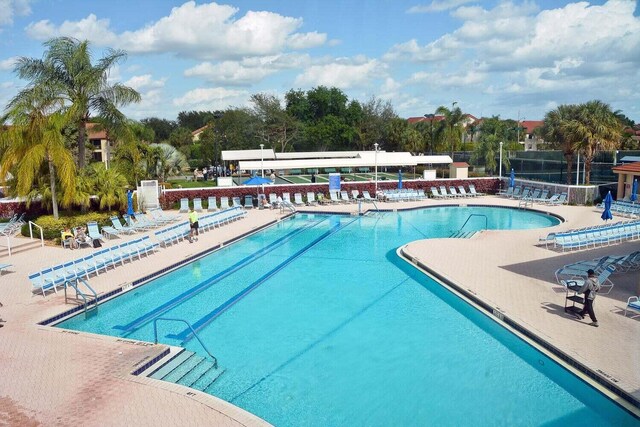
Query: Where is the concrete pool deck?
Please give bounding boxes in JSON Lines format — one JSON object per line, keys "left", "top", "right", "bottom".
{"left": 0, "top": 196, "right": 638, "bottom": 425}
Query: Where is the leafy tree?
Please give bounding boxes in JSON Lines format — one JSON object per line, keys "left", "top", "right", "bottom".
{"left": 471, "top": 116, "right": 509, "bottom": 174}
{"left": 566, "top": 100, "right": 621, "bottom": 184}
{"left": 90, "top": 162, "right": 127, "bottom": 210}
{"left": 0, "top": 86, "right": 76, "bottom": 219}
{"left": 251, "top": 93, "right": 299, "bottom": 153}
{"left": 11, "top": 37, "right": 140, "bottom": 169}
{"left": 177, "top": 110, "right": 217, "bottom": 131}
{"left": 435, "top": 103, "right": 465, "bottom": 157}
{"left": 355, "top": 97, "right": 397, "bottom": 151}
{"left": 542, "top": 104, "right": 581, "bottom": 185}
{"left": 141, "top": 117, "right": 176, "bottom": 143}
{"left": 168, "top": 127, "right": 193, "bottom": 149}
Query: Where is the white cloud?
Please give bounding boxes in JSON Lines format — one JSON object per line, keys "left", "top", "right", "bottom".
{"left": 383, "top": 36, "right": 461, "bottom": 62}
{"left": 0, "top": 56, "right": 18, "bottom": 70}
{"left": 407, "top": 0, "right": 474, "bottom": 14}
{"left": 173, "top": 87, "right": 249, "bottom": 110}
{"left": 0, "top": 0, "right": 31, "bottom": 26}
{"left": 124, "top": 74, "right": 167, "bottom": 91}
{"left": 25, "top": 1, "right": 327, "bottom": 60}
{"left": 184, "top": 53, "right": 310, "bottom": 85}
{"left": 409, "top": 69, "right": 486, "bottom": 87}
{"left": 294, "top": 58, "right": 386, "bottom": 89}
{"left": 25, "top": 14, "right": 118, "bottom": 44}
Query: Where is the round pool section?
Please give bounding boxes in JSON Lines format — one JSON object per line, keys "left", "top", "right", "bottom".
{"left": 54, "top": 207, "right": 637, "bottom": 427}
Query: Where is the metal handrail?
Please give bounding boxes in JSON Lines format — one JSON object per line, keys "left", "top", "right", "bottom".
{"left": 64, "top": 277, "right": 98, "bottom": 317}
{"left": 153, "top": 317, "right": 218, "bottom": 369}
{"left": 280, "top": 200, "right": 296, "bottom": 213}
{"left": 28, "top": 221, "right": 45, "bottom": 247}
{"left": 460, "top": 214, "right": 488, "bottom": 231}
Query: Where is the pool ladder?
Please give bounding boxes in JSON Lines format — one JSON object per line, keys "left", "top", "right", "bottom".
{"left": 280, "top": 200, "right": 296, "bottom": 213}
{"left": 64, "top": 277, "right": 98, "bottom": 318}
{"left": 153, "top": 317, "right": 217, "bottom": 368}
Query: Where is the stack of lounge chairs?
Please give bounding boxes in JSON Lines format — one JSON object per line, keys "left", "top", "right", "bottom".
{"left": 154, "top": 206, "right": 246, "bottom": 247}
{"left": 28, "top": 236, "right": 159, "bottom": 296}
{"left": 540, "top": 220, "right": 640, "bottom": 251}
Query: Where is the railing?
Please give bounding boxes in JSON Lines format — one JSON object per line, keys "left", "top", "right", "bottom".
{"left": 64, "top": 277, "right": 98, "bottom": 318}
{"left": 459, "top": 214, "right": 488, "bottom": 231}
{"left": 280, "top": 200, "right": 296, "bottom": 213}
{"left": 153, "top": 317, "right": 218, "bottom": 369}
{"left": 28, "top": 221, "right": 45, "bottom": 248}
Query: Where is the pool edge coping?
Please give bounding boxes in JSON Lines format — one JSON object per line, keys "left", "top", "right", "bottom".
{"left": 396, "top": 245, "right": 640, "bottom": 419}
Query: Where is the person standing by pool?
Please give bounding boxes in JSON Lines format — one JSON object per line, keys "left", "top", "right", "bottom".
{"left": 575, "top": 269, "right": 601, "bottom": 327}
{"left": 188, "top": 207, "right": 199, "bottom": 243}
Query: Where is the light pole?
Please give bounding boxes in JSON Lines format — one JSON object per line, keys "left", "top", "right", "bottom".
{"left": 260, "top": 143, "right": 264, "bottom": 178}
{"left": 374, "top": 143, "right": 379, "bottom": 194}
{"left": 499, "top": 141, "right": 503, "bottom": 179}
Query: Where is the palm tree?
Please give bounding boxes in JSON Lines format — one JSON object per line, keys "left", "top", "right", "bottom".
{"left": 90, "top": 163, "right": 127, "bottom": 210}
{"left": 566, "top": 100, "right": 621, "bottom": 184}
{"left": 542, "top": 105, "right": 580, "bottom": 185}
{"left": 11, "top": 37, "right": 140, "bottom": 169}
{"left": 147, "top": 143, "right": 189, "bottom": 182}
{"left": 0, "top": 86, "right": 76, "bottom": 219}
{"left": 435, "top": 104, "right": 465, "bottom": 158}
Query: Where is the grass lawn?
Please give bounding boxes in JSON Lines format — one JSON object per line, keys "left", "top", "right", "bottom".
{"left": 168, "top": 179, "right": 217, "bottom": 188}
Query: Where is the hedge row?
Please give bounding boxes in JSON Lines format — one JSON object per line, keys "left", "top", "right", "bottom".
{"left": 161, "top": 178, "right": 500, "bottom": 207}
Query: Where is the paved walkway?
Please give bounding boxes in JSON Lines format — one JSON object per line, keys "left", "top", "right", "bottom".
{"left": 0, "top": 198, "right": 638, "bottom": 425}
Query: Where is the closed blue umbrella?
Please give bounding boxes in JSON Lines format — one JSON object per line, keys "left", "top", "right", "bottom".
{"left": 398, "top": 170, "right": 403, "bottom": 189}
{"left": 509, "top": 169, "right": 515, "bottom": 188}
{"left": 601, "top": 191, "right": 613, "bottom": 221}
{"left": 631, "top": 179, "right": 638, "bottom": 202}
{"left": 126, "top": 190, "right": 135, "bottom": 216}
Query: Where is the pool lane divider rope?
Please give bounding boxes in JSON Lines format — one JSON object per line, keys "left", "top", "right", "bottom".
{"left": 172, "top": 217, "right": 360, "bottom": 344}
{"left": 114, "top": 218, "right": 327, "bottom": 333}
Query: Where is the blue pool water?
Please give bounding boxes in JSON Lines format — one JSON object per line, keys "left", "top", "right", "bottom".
{"left": 57, "top": 207, "right": 636, "bottom": 426}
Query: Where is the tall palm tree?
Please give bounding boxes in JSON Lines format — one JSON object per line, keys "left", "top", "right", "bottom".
{"left": 435, "top": 104, "right": 465, "bottom": 158}
{"left": 11, "top": 37, "right": 140, "bottom": 169}
{"left": 90, "top": 163, "right": 128, "bottom": 210}
{"left": 566, "top": 100, "right": 621, "bottom": 184}
{"left": 0, "top": 86, "right": 76, "bottom": 219}
{"left": 542, "top": 104, "right": 580, "bottom": 185}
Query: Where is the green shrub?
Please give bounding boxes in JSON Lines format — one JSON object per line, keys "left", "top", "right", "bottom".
{"left": 21, "top": 212, "right": 117, "bottom": 243}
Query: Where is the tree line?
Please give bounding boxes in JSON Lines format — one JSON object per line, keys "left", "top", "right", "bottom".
{"left": 1, "top": 38, "right": 638, "bottom": 218}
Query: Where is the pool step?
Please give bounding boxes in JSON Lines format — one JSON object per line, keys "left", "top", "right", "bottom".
{"left": 148, "top": 349, "right": 224, "bottom": 391}
{"left": 449, "top": 230, "right": 478, "bottom": 239}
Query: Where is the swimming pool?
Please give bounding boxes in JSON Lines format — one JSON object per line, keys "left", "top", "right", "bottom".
{"left": 57, "top": 207, "right": 636, "bottom": 425}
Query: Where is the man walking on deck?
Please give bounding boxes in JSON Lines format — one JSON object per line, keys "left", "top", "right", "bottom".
{"left": 188, "top": 207, "right": 199, "bottom": 243}
{"left": 575, "top": 269, "right": 601, "bottom": 327}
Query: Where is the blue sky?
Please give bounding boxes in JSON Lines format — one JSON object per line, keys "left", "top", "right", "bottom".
{"left": 1, "top": 0, "right": 639, "bottom": 122}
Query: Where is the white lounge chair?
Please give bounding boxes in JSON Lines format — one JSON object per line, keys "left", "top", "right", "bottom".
{"left": 179, "top": 198, "right": 189, "bottom": 213}
{"left": 207, "top": 196, "right": 218, "bottom": 212}
{"left": 294, "top": 193, "right": 305, "bottom": 206}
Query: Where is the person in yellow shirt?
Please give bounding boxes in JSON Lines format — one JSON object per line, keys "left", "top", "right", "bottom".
{"left": 188, "top": 208, "right": 199, "bottom": 243}
{"left": 61, "top": 227, "right": 76, "bottom": 249}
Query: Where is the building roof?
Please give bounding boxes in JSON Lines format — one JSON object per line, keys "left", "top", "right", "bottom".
{"left": 407, "top": 116, "right": 445, "bottom": 124}
{"left": 221, "top": 149, "right": 276, "bottom": 161}
{"left": 451, "top": 162, "right": 469, "bottom": 167}
{"left": 86, "top": 123, "right": 107, "bottom": 139}
{"left": 520, "top": 120, "right": 544, "bottom": 134}
{"left": 612, "top": 161, "right": 640, "bottom": 174}
{"left": 191, "top": 125, "right": 210, "bottom": 136}
{"left": 239, "top": 152, "right": 452, "bottom": 170}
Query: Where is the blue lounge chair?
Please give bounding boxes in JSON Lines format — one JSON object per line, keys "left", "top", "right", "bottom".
{"left": 625, "top": 296, "right": 640, "bottom": 317}
{"left": 111, "top": 216, "right": 136, "bottom": 234}
{"left": 179, "top": 198, "right": 189, "bottom": 213}
{"left": 193, "top": 198, "right": 203, "bottom": 212}
{"left": 0, "top": 263, "right": 12, "bottom": 274}
{"left": 87, "top": 221, "right": 105, "bottom": 242}
{"left": 244, "top": 195, "right": 254, "bottom": 209}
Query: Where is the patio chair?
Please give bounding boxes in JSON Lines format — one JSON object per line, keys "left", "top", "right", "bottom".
{"left": 430, "top": 187, "right": 444, "bottom": 199}
{"left": 232, "top": 197, "right": 242, "bottom": 208}
{"left": 458, "top": 186, "right": 474, "bottom": 197}
{"left": 468, "top": 184, "right": 484, "bottom": 196}
{"left": 282, "top": 193, "right": 292, "bottom": 204}
{"left": 293, "top": 193, "right": 305, "bottom": 206}
{"left": 448, "top": 186, "right": 464, "bottom": 198}
{"left": 509, "top": 186, "right": 522, "bottom": 199}
{"left": 561, "top": 264, "right": 616, "bottom": 295}
{"left": 351, "top": 190, "right": 360, "bottom": 200}
{"left": 362, "top": 191, "right": 375, "bottom": 202}
{"left": 110, "top": 216, "right": 136, "bottom": 234}
{"left": 329, "top": 191, "right": 341, "bottom": 204}
{"left": 551, "top": 193, "right": 568, "bottom": 205}
{"left": 498, "top": 186, "right": 514, "bottom": 197}
{"left": 207, "top": 196, "right": 218, "bottom": 212}
{"left": 220, "top": 196, "right": 231, "bottom": 210}
{"left": 340, "top": 191, "right": 352, "bottom": 203}
{"left": 179, "top": 198, "right": 189, "bottom": 213}
{"left": 193, "top": 198, "right": 204, "bottom": 212}
{"left": 87, "top": 221, "right": 105, "bottom": 243}
{"left": 534, "top": 189, "right": 550, "bottom": 203}
{"left": 0, "top": 263, "right": 13, "bottom": 275}
{"left": 625, "top": 296, "right": 640, "bottom": 317}
{"left": 269, "top": 193, "right": 279, "bottom": 208}
{"left": 439, "top": 186, "right": 455, "bottom": 198}
{"left": 306, "top": 192, "right": 318, "bottom": 206}
{"left": 73, "top": 227, "right": 92, "bottom": 248}
{"left": 244, "top": 195, "right": 254, "bottom": 209}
